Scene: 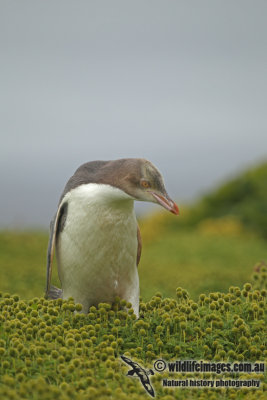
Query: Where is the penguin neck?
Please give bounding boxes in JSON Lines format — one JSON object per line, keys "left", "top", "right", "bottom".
{"left": 64, "top": 183, "right": 135, "bottom": 214}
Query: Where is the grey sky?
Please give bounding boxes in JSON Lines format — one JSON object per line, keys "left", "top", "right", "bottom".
{"left": 0, "top": 1, "right": 266, "bottom": 228}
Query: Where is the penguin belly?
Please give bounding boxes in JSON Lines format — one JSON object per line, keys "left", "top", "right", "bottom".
{"left": 56, "top": 184, "right": 140, "bottom": 316}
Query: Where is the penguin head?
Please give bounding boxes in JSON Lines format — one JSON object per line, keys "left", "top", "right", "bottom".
{"left": 117, "top": 158, "right": 179, "bottom": 215}
{"left": 64, "top": 158, "right": 179, "bottom": 215}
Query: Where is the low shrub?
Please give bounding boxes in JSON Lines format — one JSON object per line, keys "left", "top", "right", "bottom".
{"left": 0, "top": 269, "right": 266, "bottom": 399}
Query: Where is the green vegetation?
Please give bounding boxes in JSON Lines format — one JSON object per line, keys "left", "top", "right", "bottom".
{"left": 0, "top": 269, "right": 266, "bottom": 399}
{"left": 163, "top": 161, "right": 267, "bottom": 239}
{"left": 0, "top": 231, "right": 49, "bottom": 299}
{"left": 138, "top": 160, "right": 267, "bottom": 300}
{"left": 139, "top": 223, "right": 267, "bottom": 301}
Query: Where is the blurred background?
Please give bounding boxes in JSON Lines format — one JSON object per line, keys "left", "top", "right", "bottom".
{"left": 0, "top": 0, "right": 266, "bottom": 300}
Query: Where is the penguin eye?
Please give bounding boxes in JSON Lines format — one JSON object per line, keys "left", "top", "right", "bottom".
{"left": 141, "top": 180, "right": 150, "bottom": 189}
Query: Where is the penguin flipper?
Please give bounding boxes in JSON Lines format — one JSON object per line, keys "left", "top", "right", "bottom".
{"left": 45, "top": 202, "right": 68, "bottom": 299}
{"left": 137, "top": 225, "right": 142, "bottom": 266}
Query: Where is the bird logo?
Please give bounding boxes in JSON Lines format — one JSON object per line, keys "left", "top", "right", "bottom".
{"left": 121, "top": 355, "right": 155, "bottom": 397}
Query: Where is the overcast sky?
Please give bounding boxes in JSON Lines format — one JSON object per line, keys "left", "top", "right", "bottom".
{"left": 0, "top": 0, "right": 266, "bottom": 228}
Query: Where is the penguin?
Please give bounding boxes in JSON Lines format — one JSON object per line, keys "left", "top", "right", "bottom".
{"left": 45, "top": 158, "right": 179, "bottom": 317}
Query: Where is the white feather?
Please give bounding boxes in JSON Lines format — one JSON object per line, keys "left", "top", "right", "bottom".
{"left": 56, "top": 183, "right": 140, "bottom": 316}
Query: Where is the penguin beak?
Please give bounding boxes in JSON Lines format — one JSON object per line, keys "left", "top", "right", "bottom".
{"left": 149, "top": 191, "right": 179, "bottom": 215}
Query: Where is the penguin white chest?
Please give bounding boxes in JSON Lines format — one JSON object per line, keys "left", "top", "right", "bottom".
{"left": 56, "top": 184, "right": 139, "bottom": 314}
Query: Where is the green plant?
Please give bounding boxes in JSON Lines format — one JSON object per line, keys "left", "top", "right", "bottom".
{"left": 0, "top": 278, "right": 266, "bottom": 400}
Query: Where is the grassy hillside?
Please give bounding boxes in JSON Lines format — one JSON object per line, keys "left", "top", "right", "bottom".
{"left": 137, "top": 160, "right": 267, "bottom": 299}
{"left": 164, "top": 161, "right": 267, "bottom": 239}
{"left": 0, "top": 231, "right": 49, "bottom": 299}
{"left": 139, "top": 226, "right": 267, "bottom": 301}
